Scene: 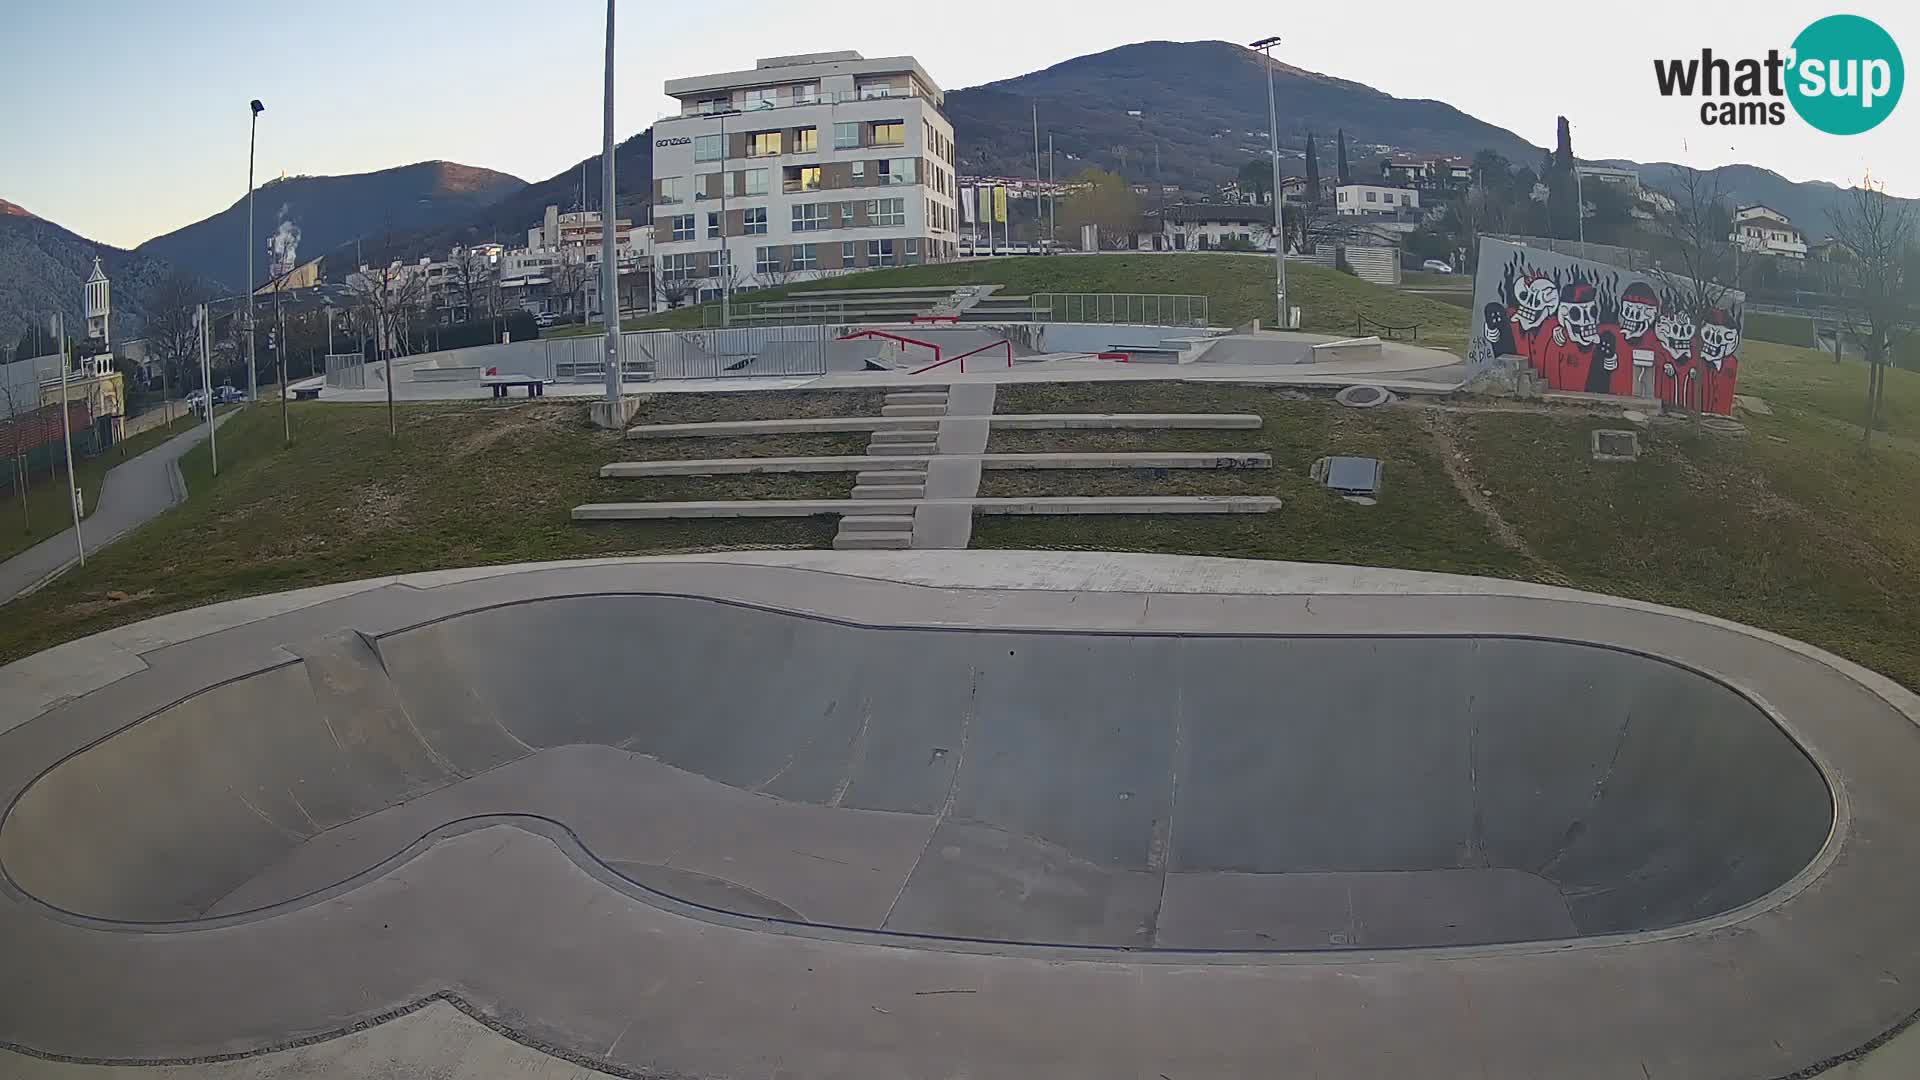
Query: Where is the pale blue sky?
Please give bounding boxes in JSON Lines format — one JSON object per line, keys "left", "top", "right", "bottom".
{"left": 6, "top": 0, "right": 1915, "bottom": 248}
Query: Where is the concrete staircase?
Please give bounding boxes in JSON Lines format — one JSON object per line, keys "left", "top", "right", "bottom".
{"left": 834, "top": 387, "right": 947, "bottom": 550}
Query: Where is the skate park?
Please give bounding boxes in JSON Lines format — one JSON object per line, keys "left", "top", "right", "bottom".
{"left": 5, "top": 551, "right": 1920, "bottom": 1078}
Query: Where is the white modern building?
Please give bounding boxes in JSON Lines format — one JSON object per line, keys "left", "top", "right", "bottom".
{"left": 1335, "top": 183, "right": 1419, "bottom": 216}
{"left": 1732, "top": 204, "right": 1807, "bottom": 259}
{"left": 1575, "top": 164, "right": 1642, "bottom": 192}
{"left": 648, "top": 50, "right": 959, "bottom": 305}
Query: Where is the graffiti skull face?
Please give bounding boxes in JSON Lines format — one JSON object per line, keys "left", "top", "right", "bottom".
{"left": 1517, "top": 278, "right": 1558, "bottom": 330}
{"left": 1557, "top": 297, "right": 1600, "bottom": 346}
{"left": 1619, "top": 298, "right": 1658, "bottom": 339}
{"left": 1699, "top": 321, "right": 1738, "bottom": 367}
{"left": 1656, "top": 310, "right": 1696, "bottom": 359}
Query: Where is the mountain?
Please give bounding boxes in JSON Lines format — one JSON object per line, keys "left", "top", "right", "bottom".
{"left": 134, "top": 160, "right": 526, "bottom": 292}
{"left": 1612, "top": 161, "right": 1910, "bottom": 240}
{"left": 947, "top": 40, "right": 1542, "bottom": 189}
{"left": 0, "top": 203, "right": 180, "bottom": 353}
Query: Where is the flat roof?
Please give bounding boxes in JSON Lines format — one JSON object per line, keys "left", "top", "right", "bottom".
{"left": 665, "top": 53, "right": 942, "bottom": 103}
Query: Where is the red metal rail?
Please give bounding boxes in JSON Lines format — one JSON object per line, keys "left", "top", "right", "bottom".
{"left": 836, "top": 328, "right": 940, "bottom": 369}
{"left": 911, "top": 339, "right": 1012, "bottom": 375}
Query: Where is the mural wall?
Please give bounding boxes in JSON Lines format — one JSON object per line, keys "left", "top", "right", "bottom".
{"left": 1468, "top": 238, "right": 1745, "bottom": 414}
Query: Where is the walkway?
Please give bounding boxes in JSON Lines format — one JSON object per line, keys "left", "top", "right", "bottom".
{"left": 0, "top": 414, "right": 229, "bottom": 604}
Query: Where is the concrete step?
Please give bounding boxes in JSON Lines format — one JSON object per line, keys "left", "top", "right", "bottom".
{"left": 883, "top": 392, "right": 950, "bottom": 406}
{"left": 574, "top": 496, "right": 1281, "bottom": 521}
{"left": 850, "top": 484, "right": 926, "bottom": 499}
{"left": 871, "top": 442, "right": 936, "bottom": 456}
{"left": 838, "top": 514, "right": 916, "bottom": 532}
{"left": 869, "top": 428, "right": 940, "bottom": 444}
{"left": 880, "top": 404, "right": 948, "bottom": 418}
{"left": 855, "top": 470, "right": 929, "bottom": 484}
{"left": 833, "top": 531, "right": 913, "bottom": 550}
{"left": 627, "top": 416, "right": 939, "bottom": 439}
{"left": 599, "top": 451, "right": 1271, "bottom": 479}
{"left": 988, "top": 413, "right": 1262, "bottom": 431}
{"left": 601, "top": 455, "right": 929, "bottom": 477}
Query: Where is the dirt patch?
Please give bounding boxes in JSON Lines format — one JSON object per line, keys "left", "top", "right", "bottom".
{"left": 347, "top": 484, "right": 409, "bottom": 531}
{"left": 1419, "top": 407, "right": 1573, "bottom": 587}
{"left": 62, "top": 588, "right": 156, "bottom": 618}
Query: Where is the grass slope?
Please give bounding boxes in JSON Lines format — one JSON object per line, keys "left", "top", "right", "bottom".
{"left": 0, "top": 415, "right": 193, "bottom": 563}
{"left": 612, "top": 255, "right": 1472, "bottom": 355}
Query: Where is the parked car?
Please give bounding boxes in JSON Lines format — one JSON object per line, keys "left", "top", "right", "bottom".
{"left": 534, "top": 312, "right": 558, "bottom": 328}
{"left": 1420, "top": 260, "right": 1455, "bottom": 274}
{"left": 184, "top": 390, "right": 209, "bottom": 416}
{"left": 215, "top": 386, "right": 245, "bottom": 404}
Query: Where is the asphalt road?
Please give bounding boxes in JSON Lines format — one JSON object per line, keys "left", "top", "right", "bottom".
{"left": 0, "top": 413, "right": 229, "bottom": 604}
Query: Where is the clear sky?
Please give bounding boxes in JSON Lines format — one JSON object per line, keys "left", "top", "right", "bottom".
{"left": 6, "top": 0, "right": 1915, "bottom": 249}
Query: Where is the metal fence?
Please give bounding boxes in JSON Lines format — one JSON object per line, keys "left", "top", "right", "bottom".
{"left": 625, "top": 324, "right": 832, "bottom": 380}
{"left": 1031, "top": 293, "right": 1209, "bottom": 327}
{"left": 323, "top": 353, "right": 366, "bottom": 389}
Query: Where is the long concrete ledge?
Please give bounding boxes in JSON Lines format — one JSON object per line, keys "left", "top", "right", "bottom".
{"left": 573, "top": 496, "right": 1281, "bottom": 519}
{"left": 628, "top": 414, "right": 1261, "bottom": 438}
{"left": 600, "top": 452, "right": 1273, "bottom": 477}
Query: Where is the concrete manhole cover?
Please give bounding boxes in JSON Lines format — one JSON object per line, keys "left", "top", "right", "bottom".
{"left": 1591, "top": 430, "right": 1640, "bottom": 462}
{"left": 1335, "top": 384, "right": 1393, "bottom": 409}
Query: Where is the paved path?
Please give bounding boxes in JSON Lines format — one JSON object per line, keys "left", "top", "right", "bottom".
{"left": 0, "top": 414, "right": 230, "bottom": 605}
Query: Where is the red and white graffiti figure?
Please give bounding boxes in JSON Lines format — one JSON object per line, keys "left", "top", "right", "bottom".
{"left": 1511, "top": 275, "right": 1560, "bottom": 377}
{"left": 1653, "top": 309, "right": 1698, "bottom": 408}
{"left": 1697, "top": 308, "right": 1741, "bottom": 415}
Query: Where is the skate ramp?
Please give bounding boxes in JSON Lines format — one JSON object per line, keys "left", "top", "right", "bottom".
{"left": 0, "top": 595, "right": 1831, "bottom": 949}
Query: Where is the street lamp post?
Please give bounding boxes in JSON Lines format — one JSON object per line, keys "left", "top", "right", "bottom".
{"left": 1249, "top": 37, "right": 1290, "bottom": 329}
{"left": 599, "top": 0, "right": 621, "bottom": 402}
{"left": 246, "top": 99, "right": 264, "bottom": 401}
{"left": 719, "top": 109, "right": 732, "bottom": 327}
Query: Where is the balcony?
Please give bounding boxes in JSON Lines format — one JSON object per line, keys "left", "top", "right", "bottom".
{"left": 660, "top": 89, "right": 943, "bottom": 124}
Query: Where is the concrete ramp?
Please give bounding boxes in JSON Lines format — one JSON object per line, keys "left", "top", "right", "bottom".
{"left": 0, "top": 596, "right": 1830, "bottom": 949}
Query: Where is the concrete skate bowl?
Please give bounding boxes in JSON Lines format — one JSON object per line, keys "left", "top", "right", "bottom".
{"left": 0, "top": 594, "right": 1832, "bottom": 952}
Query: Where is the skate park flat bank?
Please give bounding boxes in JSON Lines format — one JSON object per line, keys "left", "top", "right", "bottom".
{"left": 4, "top": 552, "right": 1920, "bottom": 1078}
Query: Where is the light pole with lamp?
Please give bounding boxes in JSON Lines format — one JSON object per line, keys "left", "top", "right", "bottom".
{"left": 246, "top": 99, "right": 264, "bottom": 401}
{"left": 598, "top": 0, "right": 621, "bottom": 404}
{"left": 1249, "top": 37, "right": 1291, "bottom": 328}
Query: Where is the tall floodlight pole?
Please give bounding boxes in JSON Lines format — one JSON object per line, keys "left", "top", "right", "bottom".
{"left": 599, "top": 0, "right": 621, "bottom": 402}
{"left": 719, "top": 109, "right": 732, "bottom": 327}
{"left": 1032, "top": 101, "right": 1041, "bottom": 252}
{"left": 1250, "top": 37, "right": 1289, "bottom": 328}
{"left": 246, "top": 99, "right": 264, "bottom": 400}
{"left": 1047, "top": 134, "right": 1056, "bottom": 248}
{"left": 53, "top": 313, "right": 83, "bottom": 567}
{"left": 199, "top": 303, "right": 218, "bottom": 476}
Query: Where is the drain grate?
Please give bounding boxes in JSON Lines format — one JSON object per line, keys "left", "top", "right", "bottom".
{"left": 1335, "top": 384, "right": 1393, "bottom": 409}
{"left": 1590, "top": 430, "right": 1640, "bottom": 462}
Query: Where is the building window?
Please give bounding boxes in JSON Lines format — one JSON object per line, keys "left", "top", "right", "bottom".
{"left": 794, "top": 127, "right": 817, "bottom": 153}
{"left": 660, "top": 253, "right": 692, "bottom": 280}
{"left": 834, "top": 122, "right": 860, "bottom": 150}
{"left": 842, "top": 240, "right": 859, "bottom": 264}
{"left": 870, "top": 121, "right": 905, "bottom": 146}
{"left": 792, "top": 203, "right": 825, "bottom": 231}
{"left": 697, "top": 171, "right": 720, "bottom": 198}
{"left": 792, "top": 83, "right": 819, "bottom": 105}
{"left": 748, "top": 131, "right": 782, "bottom": 157}
{"left": 838, "top": 201, "right": 856, "bottom": 227}
{"left": 904, "top": 238, "right": 922, "bottom": 265}
{"left": 783, "top": 165, "right": 822, "bottom": 193}
{"left": 1365, "top": 190, "right": 1377, "bottom": 202}
{"left": 858, "top": 82, "right": 894, "bottom": 100}
{"left": 658, "top": 176, "right": 685, "bottom": 204}
{"left": 744, "top": 169, "right": 768, "bottom": 196}
{"left": 867, "top": 238, "right": 896, "bottom": 266}
{"left": 707, "top": 212, "right": 721, "bottom": 239}
{"left": 869, "top": 198, "right": 904, "bottom": 227}
{"left": 851, "top": 160, "right": 865, "bottom": 183}
{"left": 879, "top": 159, "right": 916, "bottom": 185}
{"left": 694, "top": 134, "right": 723, "bottom": 163}
{"left": 755, "top": 246, "right": 780, "bottom": 275}
{"left": 792, "top": 243, "right": 818, "bottom": 271}
{"left": 743, "top": 88, "right": 780, "bottom": 111}
{"left": 743, "top": 207, "right": 767, "bottom": 235}
{"left": 670, "top": 215, "right": 695, "bottom": 241}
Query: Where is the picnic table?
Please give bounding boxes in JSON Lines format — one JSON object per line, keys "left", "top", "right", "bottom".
{"left": 482, "top": 373, "right": 549, "bottom": 398}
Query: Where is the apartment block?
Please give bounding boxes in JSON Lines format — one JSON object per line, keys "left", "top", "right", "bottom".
{"left": 650, "top": 50, "right": 960, "bottom": 304}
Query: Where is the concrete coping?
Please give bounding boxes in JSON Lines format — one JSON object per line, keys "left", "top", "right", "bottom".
{"left": 573, "top": 496, "right": 1281, "bottom": 520}
{"left": 600, "top": 452, "right": 1273, "bottom": 477}
{"left": 626, "top": 414, "right": 1263, "bottom": 438}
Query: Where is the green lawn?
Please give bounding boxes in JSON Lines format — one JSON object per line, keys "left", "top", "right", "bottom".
{"left": 1737, "top": 339, "right": 1920, "bottom": 440}
{"left": 0, "top": 413, "right": 197, "bottom": 563}
{"left": 606, "top": 255, "right": 1472, "bottom": 355}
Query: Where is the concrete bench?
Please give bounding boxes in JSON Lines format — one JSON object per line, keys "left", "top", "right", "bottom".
{"left": 292, "top": 385, "right": 322, "bottom": 401}
{"left": 482, "top": 374, "right": 549, "bottom": 398}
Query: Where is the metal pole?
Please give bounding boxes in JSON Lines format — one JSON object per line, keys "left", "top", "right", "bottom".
{"left": 1254, "top": 37, "right": 1289, "bottom": 328}
{"left": 1033, "top": 101, "right": 1041, "bottom": 252}
{"left": 246, "top": 102, "right": 261, "bottom": 401}
{"left": 1047, "top": 135, "right": 1056, "bottom": 249}
{"left": 54, "top": 314, "right": 83, "bottom": 566}
{"left": 200, "top": 304, "right": 217, "bottom": 477}
{"left": 277, "top": 285, "right": 290, "bottom": 446}
{"left": 719, "top": 110, "right": 731, "bottom": 327}
{"left": 599, "top": 0, "right": 621, "bottom": 402}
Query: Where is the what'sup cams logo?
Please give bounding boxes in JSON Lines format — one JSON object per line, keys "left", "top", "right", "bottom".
{"left": 1653, "top": 14, "right": 1903, "bottom": 133}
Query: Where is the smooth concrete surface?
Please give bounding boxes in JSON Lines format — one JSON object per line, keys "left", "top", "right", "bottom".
{"left": 2, "top": 553, "right": 1918, "bottom": 1080}
{"left": 912, "top": 383, "right": 995, "bottom": 551}
{"left": 0, "top": 413, "right": 232, "bottom": 604}
{"left": 626, "top": 412, "right": 1258, "bottom": 438}
{"left": 987, "top": 412, "right": 1261, "bottom": 429}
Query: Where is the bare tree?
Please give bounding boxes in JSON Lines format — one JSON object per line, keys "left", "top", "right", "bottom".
{"left": 550, "top": 258, "right": 588, "bottom": 317}
{"left": 0, "top": 379, "right": 36, "bottom": 534}
{"left": 145, "top": 269, "right": 207, "bottom": 431}
{"left": 1826, "top": 178, "right": 1918, "bottom": 447}
{"left": 446, "top": 247, "right": 494, "bottom": 323}
{"left": 1648, "top": 164, "right": 1743, "bottom": 316}
{"left": 347, "top": 252, "right": 425, "bottom": 439}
